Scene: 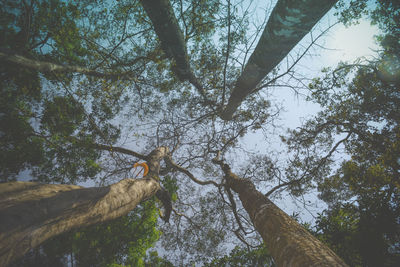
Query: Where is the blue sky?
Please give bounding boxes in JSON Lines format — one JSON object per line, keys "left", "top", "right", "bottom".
{"left": 238, "top": 10, "right": 381, "bottom": 222}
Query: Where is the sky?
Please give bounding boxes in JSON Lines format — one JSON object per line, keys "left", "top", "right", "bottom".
{"left": 325, "top": 19, "right": 380, "bottom": 64}
{"left": 241, "top": 15, "right": 381, "bottom": 222}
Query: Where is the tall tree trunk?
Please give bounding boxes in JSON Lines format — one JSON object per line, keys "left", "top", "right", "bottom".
{"left": 0, "top": 179, "right": 160, "bottom": 266}
{"left": 0, "top": 146, "right": 172, "bottom": 266}
{"left": 139, "top": 0, "right": 193, "bottom": 82}
{"left": 220, "top": 0, "right": 338, "bottom": 120}
{"left": 214, "top": 160, "right": 348, "bottom": 266}
{"left": 139, "top": 0, "right": 210, "bottom": 102}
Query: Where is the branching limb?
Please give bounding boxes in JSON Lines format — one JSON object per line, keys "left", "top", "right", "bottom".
{"left": 164, "top": 156, "right": 220, "bottom": 187}
{"left": 265, "top": 132, "right": 352, "bottom": 197}
{"left": 89, "top": 143, "right": 149, "bottom": 161}
{"left": 0, "top": 51, "right": 137, "bottom": 80}
{"left": 225, "top": 186, "right": 247, "bottom": 234}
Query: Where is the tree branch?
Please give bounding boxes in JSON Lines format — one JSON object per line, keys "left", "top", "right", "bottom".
{"left": 0, "top": 51, "right": 136, "bottom": 80}
{"left": 164, "top": 156, "right": 221, "bottom": 187}
{"left": 89, "top": 143, "right": 149, "bottom": 161}
{"left": 265, "top": 132, "right": 352, "bottom": 197}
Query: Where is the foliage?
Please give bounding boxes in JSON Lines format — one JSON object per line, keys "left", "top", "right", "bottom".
{"left": 313, "top": 201, "right": 400, "bottom": 267}
{"left": 144, "top": 251, "right": 174, "bottom": 267}
{"left": 205, "top": 245, "right": 274, "bottom": 267}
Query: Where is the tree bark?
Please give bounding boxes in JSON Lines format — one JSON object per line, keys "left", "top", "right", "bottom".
{"left": 0, "top": 179, "right": 160, "bottom": 266}
{"left": 139, "top": 0, "right": 193, "bottom": 82}
{"left": 214, "top": 160, "right": 347, "bottom": 266}
{"left": 139, "top": 0, "right": 210, "bottom": 103}
{"left": 220, "top": 0, "right": 338, "bottom": 120}
{"left": 0, "top": 146, "right": 172, "bottom": 266}
{"left": 0, "top": 51, "right": 133, "bottom": 80}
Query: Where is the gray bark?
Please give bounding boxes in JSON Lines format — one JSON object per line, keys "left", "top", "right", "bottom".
{"left": 139, "top": 0, "right": 193, "bottom": 81}
{"left": 0, "top": 146, "right": 172, "bottom": 266}
{"left": 0, "top": 179, "right": 160, "bottom": 266}
{"left": 220, "top": 0, "right": 338, "bottom": 120}
{"left": 139, "top": 0, "right": 209, "bottom": 102}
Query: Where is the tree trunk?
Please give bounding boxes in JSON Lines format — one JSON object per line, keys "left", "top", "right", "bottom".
{"left": 139, "top": 0, "right": 211, "bottom": 103}
{"left": 0, "top": 179, "right": 160, "bottom": 266}
{"left": 211, "top": 157, "right": 347, "bottom": 266}
{"left": 221, "top": 0, "right": 338, "bottom": 120}
{"left": 139, "top": 0, "right": 193, "bottom": 81}
{"left": 0, "top": 146, "right": 172, "bottom": 266}
{"left": 225, "top": 172, "right": 347, "bottom": 266}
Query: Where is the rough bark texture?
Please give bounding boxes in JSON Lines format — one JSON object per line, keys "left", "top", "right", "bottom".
{"left": 222, "top": 169, "right": 347, "bottom": 266}
{"left": 0, "top": 179, "right": 160, "bottom": 266}
{"left": 139, "top": 0, "right": 194, "bottom": 81}
{"left": 0, "top": 146, "right": 173, "bottom": 266}
{"left": 146, "top": 146, "right": 173, "bottom": 222}
{"left": 221, "top": 0, "right": 338, "bottom": 120}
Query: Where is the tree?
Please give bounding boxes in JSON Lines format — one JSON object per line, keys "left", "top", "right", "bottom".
{"left": 0, "top": 146, "right": 173, "bottom": 266}
{"left": 10, "top": 200, "right": 161, "bottom": 267}
{"left": 1, "top": 0, "right": 365, "bottom": 265}
{"left": 210, "top": 155, "right": 347, "bottom": 266}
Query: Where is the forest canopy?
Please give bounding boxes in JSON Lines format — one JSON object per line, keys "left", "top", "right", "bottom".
{"left": 0, "top": 0, "right": 399, "bottom": 266}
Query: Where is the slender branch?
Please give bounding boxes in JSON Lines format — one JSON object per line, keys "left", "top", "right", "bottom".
{"left": 234, "top": 229, "right": 258, "bottom": 249}
{"left": 165, "top": 156, "right": 220, "bottom": 187}
{"left": 265, "top": 132, "right": 352, "bottom": 197}
{"left": 222, "top": 0, "right": 232, "bottom": 105}
{"left": 225, "top": 186, "right": 247, "bottom": 234}
{"left": 0, "top": 51, "right": 136, "bottom": 80}
{"left": 89, "top": 143, "right": 149, "bottom": 161}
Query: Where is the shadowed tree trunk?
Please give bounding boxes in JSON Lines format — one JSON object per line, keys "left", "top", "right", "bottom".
{"left": 213, "top": 159, "right": 348, "bottom": 266}
{"left": 139, "top": 0, "right": 194, "bottom": 82}
{"left": 0, "top": 147, "right": 172, "bottom": 267}
{"left": 139, "top": 0, "right": 214, "bottom": 104}
{"left": 220, "top": 0, "right": 337, "bottom": 120}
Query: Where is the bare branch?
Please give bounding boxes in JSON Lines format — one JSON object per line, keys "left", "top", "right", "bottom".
{"left": 165, "top": 156, "right": 221, "bottom": 187}
{"left": 265, "top": 132, "right": 352, "bottom": 197}
{"left": 0, "top": 51, "right": 136, "bottom": 80}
